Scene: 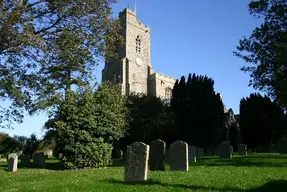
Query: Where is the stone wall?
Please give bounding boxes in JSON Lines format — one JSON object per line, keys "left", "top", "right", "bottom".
{"left": 148, "top": 72, "right": 176, "bottom": 99}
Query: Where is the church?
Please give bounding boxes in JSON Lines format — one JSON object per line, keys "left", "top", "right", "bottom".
{"left": 102, "top": 8, "right": 176, "bottom": 100}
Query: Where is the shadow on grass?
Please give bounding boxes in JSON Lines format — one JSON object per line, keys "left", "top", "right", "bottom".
{"left": 107, "top": 179, "right": 287, "bottom": 192}
{"left": 192, "top": 155, "right": 287, "bottom": 168}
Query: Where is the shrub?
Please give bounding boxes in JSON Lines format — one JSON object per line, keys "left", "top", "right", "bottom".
{"left": 62, "top": 138, "right": 113, "bottom": 169}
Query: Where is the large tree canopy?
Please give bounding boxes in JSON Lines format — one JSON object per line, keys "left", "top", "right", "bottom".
{"left": 234, "top": 0, "right": 287, "bottom": 109}
{"left": 0, "top": 0, "right": 120, "bottom": 127}
{"left": 171, "top": 73, "right": 225, "bottom": 149}
{"left": 239, "top": 93, "right": 285, "bottom": 149}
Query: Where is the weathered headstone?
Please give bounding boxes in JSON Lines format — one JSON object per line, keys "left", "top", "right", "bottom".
{"left": 20, "top": 154, "right": 31, "bottom": 167}
{"left": 256, "top": 144, "right": 276, "bottom": 153}
{"left": 7, "top": 153, "right": 17, "bottom": 161}
{"left": 124, "top": 142, "right": 149, "bottom": 182}
{"left": 8, "top": 153, "right": 18, "bottom": 172}
{"left": 112, "top": 149, "right": 123, "bottom": 159}
{"left": 276, "top": 138, "right": 287, "bottom": 154}
{"left": 196, "top": 147, "right": 205, "bottom": 157}
{"left": 58, "top": 153, "right": 63, "bottom": 159}
{"left": 149, "top": 139, "right": 166, "bottom": 171}
{"left": 34, "top": 152, "right": 46, "bottom": 168}
{"left": 188, "top": 145, "right": 196, "bottom": 163}
{"left": 238, "top": 144, "right": 247, "bottom": 156}
{"left": 168, "top": 141, "right": 188, "bottom": 171}
{"left": 218, "top": 141, "right": 232, "bottom": 159}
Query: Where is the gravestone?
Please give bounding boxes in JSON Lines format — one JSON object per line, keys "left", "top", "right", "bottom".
{"left": 124, "top": 142, "right": 149, "bottom": 182}
{"left": 7, "top": 153, "right": 17, "bottom": 161}
{"left": 188, "top": 145, "right": 196, "bottom": 163}
{"left": 34, "top": 152, "right": 46, "bottom": 168}
{"left": 112, "top": 149, "right": 123, "bottom": 159}
{"left": 256, "top": 144, "right": 276, "bottom": 153}
{"left": 196, "top": 148, "right": 205, "bottom": 157}
{"left": 8, "top": 153, "right": 18, "bottom": 172}
{"left": 238, "top": 144, "right": 247, "bottom": 156}
{"left": 58, "top": 153, "right": 63, "bottom": 159}
{"left": 20, "top": 154, "right": 31, "bottom": 167}
{"left": 218, "top": 141, "right": 232, "bottom": 159}
{"left": 149, "top": 139, "right": 166, "bottom": 171}
{"left": 168, "top": 141, "right": 188, "bottom": 171}
{"left": 276, "top": 138, "right": 287, "bottom": 154}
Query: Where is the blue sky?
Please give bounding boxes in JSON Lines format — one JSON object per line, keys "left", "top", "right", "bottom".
{"left": 3, "top": 0, "right": 263, "bottom": 138}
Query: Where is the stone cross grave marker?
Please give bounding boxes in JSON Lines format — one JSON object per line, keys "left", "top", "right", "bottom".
{"left": 124, "top": 142, "right": 149, "bottom": 182}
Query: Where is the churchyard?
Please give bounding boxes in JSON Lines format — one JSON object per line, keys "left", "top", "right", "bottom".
{"left": 1, "top": 142, "right": 287, "bottom": 192}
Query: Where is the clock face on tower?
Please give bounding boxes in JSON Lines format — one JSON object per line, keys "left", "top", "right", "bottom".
{"left": 135, "top": 57, "right": 143, "bottom": 66}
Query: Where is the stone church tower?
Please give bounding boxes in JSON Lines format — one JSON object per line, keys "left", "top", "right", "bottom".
{"left": 102, "top": 8, "right": 176, "bottom": 100}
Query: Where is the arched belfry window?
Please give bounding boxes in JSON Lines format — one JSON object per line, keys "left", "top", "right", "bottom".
{"left": 136, "top": 35, "right": 141, "bottom": 54}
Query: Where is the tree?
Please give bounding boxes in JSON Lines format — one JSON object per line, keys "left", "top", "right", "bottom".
{"left": 23, "top": 133, "right": 39, "bottom": 156}
{"left": 124, "top": 94, "right": 177, "bottom": 147}
{"left": 171, "top": 73, "right": 225, "bottom": 150}
{"left": 234, "top": 0, "right": 287, "bottom": 110}
{"left": 45, "top": 82, "right": 129, "bottom": 168}
{"left": 239, "top": 93, "right": 285, "bottom": 149}
{"left": 0, "top": 133, "right": 20, "bottom": 156}
{"left": 0, "top": 0, "right": 119, "bottom": 127}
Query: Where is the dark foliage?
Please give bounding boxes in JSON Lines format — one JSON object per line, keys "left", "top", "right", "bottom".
{"left": 171, "top": 73, "right": 225, "bottom": 149}
{"left": 123, "top": 94, "right": 177, "bottom": 148}
{"left": 239, "top": 93, "right": 285, "bottom": 149}
{"left": 234, "top": 0, "right": 287, "bottom": 110}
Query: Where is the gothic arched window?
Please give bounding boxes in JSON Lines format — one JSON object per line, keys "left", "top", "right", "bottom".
{"left": 136, "top": 35, "right": 141, "bottom": 54}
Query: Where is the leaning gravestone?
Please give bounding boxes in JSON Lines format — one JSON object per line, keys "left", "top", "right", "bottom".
{"left": 149, "top": 139, "right": 166, "bottom": 171}
{"left": 124, "top": 142, "right": 149, "bottom": 182}
{"left": 238, "top": 144, "right": 247, "bottom": 156}
{"left": 8, "top": 153, "right": 18, "bottom": 172}
{"left": 112, "top": 149, "right": 123, "bottom": 159}
{"left": 168, "top": 141, "right": 188, "bottom": 171}
{"left": 20, "top": 154, "right": 31, "bottom": 167}
{"left": 188, "top": 145, "right": 196, "bottom": 163}
{"left": 34, "top": 152, "right": 46, "bottom": 168}
{"left": 218, "top": 141, "right": 232, "bottom": 159}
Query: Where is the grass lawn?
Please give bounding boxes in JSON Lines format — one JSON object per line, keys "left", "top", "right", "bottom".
{"left": 1, "top": 153, "right": 287, "bottom": 192}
